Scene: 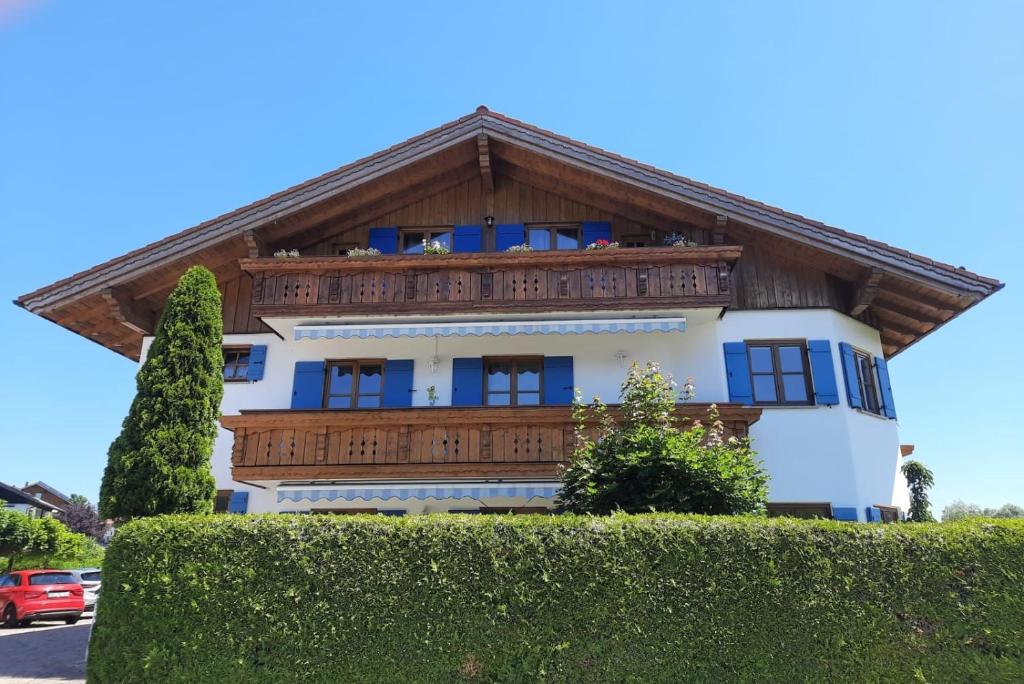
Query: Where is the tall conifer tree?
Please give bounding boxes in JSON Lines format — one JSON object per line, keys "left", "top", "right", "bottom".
{"left": 100, "top": 266, "right": 223, "bottom": 518}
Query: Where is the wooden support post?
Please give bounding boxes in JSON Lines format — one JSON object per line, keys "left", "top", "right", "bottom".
{"left": 100, "top": 286, "right": 156, "bottom": 335}
{"left": 850, "top": 267, "right": 884, "bottom": 317}
{"left": 713, "top": 215, "right": 728, "bottom": 245}
{"left": 478, "top": 133, "right": 495, "bottom": 216}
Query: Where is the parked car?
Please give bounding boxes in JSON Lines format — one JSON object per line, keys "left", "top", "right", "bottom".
{"left": 65, "top": 568, "right": 101, "bottom": 611}
{"left": 0, "top": 570, "right": 84, "bottom": 627}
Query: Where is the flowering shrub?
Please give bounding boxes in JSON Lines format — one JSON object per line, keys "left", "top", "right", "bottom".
{"left": 273, "top": 249, "right": 300, "bottom": 258}
{"left": 422, "top": 239, "right": 450, "bottom": 255}
{"left": 559, "top": 361, "right": 768, "bottom": 515}
{"left": 345, "top": 247, "right": 382, "bottom": 257}
{"left": 585, "top": 239, "right": 619, "bottom": 250}
{"left": 665, "top": 233, "right": 698, "bottom": 247}
{"left": 505, "top": 243, "right": 533, "bottom": 253}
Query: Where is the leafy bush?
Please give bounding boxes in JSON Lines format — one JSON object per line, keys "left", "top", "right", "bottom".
{"left": 88, "top": 515, "right": 1024, "bottom": 683}
{"left": 100, "top": 265, "right": 224, "bottom": 519}
{"left": 560, "top": 362, "right": 768, "bottom": 514}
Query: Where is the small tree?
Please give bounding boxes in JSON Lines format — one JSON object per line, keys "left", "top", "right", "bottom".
{"left": 0, "top": 509, "right": 78, "bottom": 571}
{"left": 100, "top": 265, "right": 224, "bottom": 519}
{"left": 0, "top": 505, "right": 33, "bottom": 572}
{"left": 58, "top": 497, "right": 106, "bottom": 540}
{"left": 559, "top": 362, "right": 769, "bottom": 515}
{"left": 901, "top": 460, "right": 935, "bottom": 522}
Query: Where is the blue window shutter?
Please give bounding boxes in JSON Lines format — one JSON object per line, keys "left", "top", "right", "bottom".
{"left": 543, "top": 357, "right": 574, "bottom": 405}
{"left": 367, "top": 227, "right": 398, "bottom": 254}
{"left": 246, "top": 345, "right": 267, "bottom": 382}
{"left": 495, "top": 224, "right": 525, "bottom": 251}
{"left": 865, "top": 506, "right": 882, "bottom": 522}
{"left": 451, "top": 358, "right": 484, "bottom": 406}
{"left": 453, "top": 225, "right": 483, "bottom": 253}
{"left": 807, "top": 340, "right": 839, "bottom": 405}
{"left": 228, "top": 491, "right": 249, "bottom": 514}
{"left": 838, "top": 343, "right": 863, "bottom": 409}
{"left": 874, "top": 357, "right": 897, "bottom": 419}
{"left": 383, "top": 360, "right": 414, "bottom": 408}
{"left": 582, "top": 221, "right": 612, "bottom": 246}
{"left": 291, "top": 361, "right": 325, "bottom": 409}
{"left": 831, "top": 507, "right": 858, "bottom": 522}
{"left": 723, "top": 342, "right": 753, "bottom": 404}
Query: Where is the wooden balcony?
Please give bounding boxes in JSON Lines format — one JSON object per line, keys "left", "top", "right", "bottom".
{"left": 240, "top": 246, "right": 741, "bottom": 317}
{"left": 222, "top": 403, "right": 762, "bottom": 481}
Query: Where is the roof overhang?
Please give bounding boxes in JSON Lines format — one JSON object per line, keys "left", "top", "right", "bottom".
{"left": 15, "top": 107, "right": 1002, "bottom": 360}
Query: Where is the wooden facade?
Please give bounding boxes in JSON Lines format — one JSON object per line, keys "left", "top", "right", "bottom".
{"left": 223, "top": 403, "right": 762, "bottom": 481}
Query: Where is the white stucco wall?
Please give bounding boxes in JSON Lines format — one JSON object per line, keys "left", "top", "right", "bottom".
{"left": 139, "top": 307, "right": 909, "bottom": 520}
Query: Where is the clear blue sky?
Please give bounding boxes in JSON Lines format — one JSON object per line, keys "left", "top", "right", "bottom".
{"left": 1, "top": 1, "right": 1020, "bottom": 513}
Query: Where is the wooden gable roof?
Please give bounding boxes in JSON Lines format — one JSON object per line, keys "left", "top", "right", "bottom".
{"left": 15, "top": 106, "right": 1002, "bottom": 360}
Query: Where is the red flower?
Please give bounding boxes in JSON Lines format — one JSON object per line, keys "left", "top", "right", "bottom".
{"left": 596, "top": 239, "right": 610, "bottom": 246}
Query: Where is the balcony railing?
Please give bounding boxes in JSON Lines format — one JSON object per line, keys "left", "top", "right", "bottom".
{"left": 221, "top": 403, "right": 762, "bottom": 481}
{"left": 240, "top": 246, "right": 741, "bottom": 317}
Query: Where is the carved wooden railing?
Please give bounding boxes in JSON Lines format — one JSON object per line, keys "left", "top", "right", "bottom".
{"left": 240, "top": 246, "right": 741, "bottom": 317}
{"left": 221, "top": 403, "right": 762, "bottom": 481}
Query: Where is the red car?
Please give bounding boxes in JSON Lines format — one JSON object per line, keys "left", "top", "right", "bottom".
{"left": 0, "top": 570, "right": 85, "bottom": 628}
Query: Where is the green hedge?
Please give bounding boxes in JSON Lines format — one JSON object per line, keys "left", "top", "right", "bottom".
{"left": 88, "top": 515, "right": 1024, "bottom": 683}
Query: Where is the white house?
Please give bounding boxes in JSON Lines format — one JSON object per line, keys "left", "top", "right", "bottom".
{"left": 17, "top": 108, "right": 1002, "bottom": 522}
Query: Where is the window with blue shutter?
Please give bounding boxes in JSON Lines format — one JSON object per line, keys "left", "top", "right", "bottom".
{"left": 543, "top": 356, "right": 574, "bottom": 405}
{"left": 451, "top": 358, "right": 484, "bottom": 406}
{"left": 874, "top": 357, "right": 897, "bottom": 419}
{"left": 865, "top": 506, "right": 882, "bottom": 522}
{"left": 453, "top": 225, "right": 483, "bottom": 253}
{"left": 291, "top": 361, "right": 326, "bottom": 409}
{"left": 723, "top": 342, "right": 754, "bottom": 404}
{"left": 581, "top": 221, "right": 612, "bottom": 247}
{"left": 382, "top": 360, "right": 414, "bottom": 407}
{"left": 367, "top": 227, "right": 399, "bottom": 254}
{"left": 228, "top": 491, "right": 249, "bottom": 514}
{"left": 838, "top": 342, "right": 864, "bottom": 409}
{"left": 806, "top": 340, "right": 839, "bottom": 405}
{"left": 495, "top": 224, "right": 525, "bottom": 251}
{"left": 247, "top": 345, "right": 267, "bottom": 381}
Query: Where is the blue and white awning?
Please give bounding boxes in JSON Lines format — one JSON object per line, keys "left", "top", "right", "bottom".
{"left": 294, "top": 317, "right": 685, "bottom": 341}
{"left": 277, "top": 483, "right": 560, "bottom": 503}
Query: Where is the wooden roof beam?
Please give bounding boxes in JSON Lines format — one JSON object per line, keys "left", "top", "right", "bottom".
{"left": 100, "top": 286, "right": 156, "bottom": 335}
{"left": 873, "top": 288, "right": 958, "bottom": 318}
{"left": 849, "top": 267, "right": 884, "bottom": 317}
{"left": 243, "top": 229, "right": 268, "bottom": 258}
{"left": 872, "top": 299, "right": 947, "bottom": 327}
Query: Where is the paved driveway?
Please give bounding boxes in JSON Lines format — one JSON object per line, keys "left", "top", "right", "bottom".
{"left": 0, "top": 615, "right": 91, "bottom": 683}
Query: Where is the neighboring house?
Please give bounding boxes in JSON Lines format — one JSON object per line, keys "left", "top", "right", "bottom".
{"left": 0, "top": 482, "right": 62, "bottom": 518}
{"left": 15, "top": 108, "right": 1001, "bottom": 522}
{"left": 21, "top": 482, "right": 72, "bottom": 510}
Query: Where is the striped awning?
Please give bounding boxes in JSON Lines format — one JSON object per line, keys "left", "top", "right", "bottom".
{"left": 277, "top": 483, "right": 560, "bottom": 503}
{"left": 294, "top": 317, "right": 685, "bottom": 341}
